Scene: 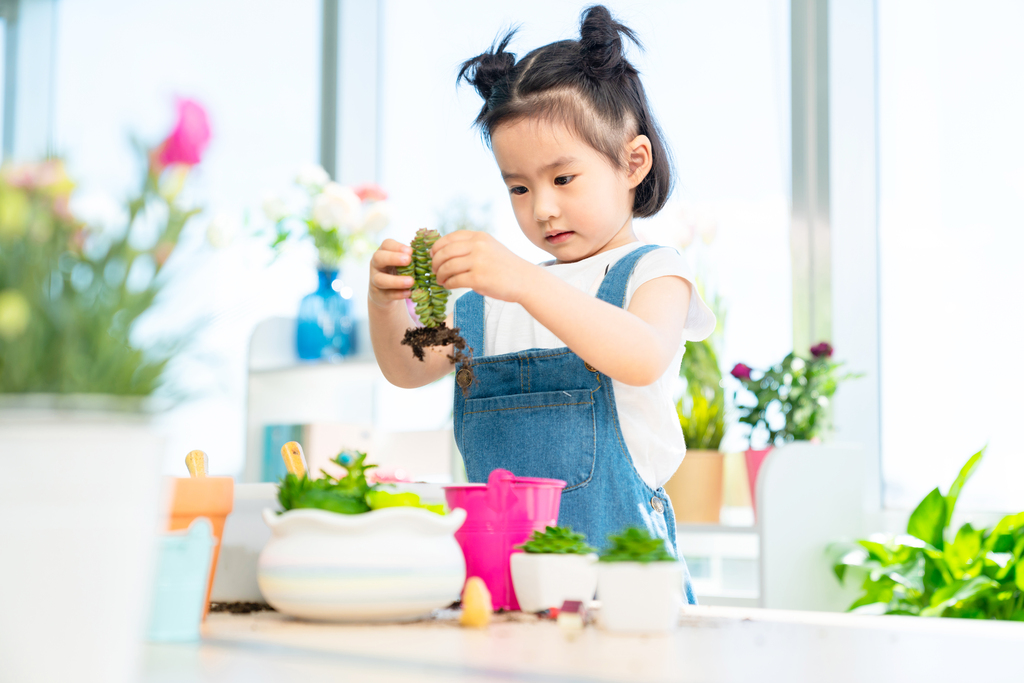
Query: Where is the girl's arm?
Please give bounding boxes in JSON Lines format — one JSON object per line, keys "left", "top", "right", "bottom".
{"left": 432, "top": 231, "right": 690, "bottom": 386}
{"left": 368, "top": 239, "right": 456, "bottom": 388}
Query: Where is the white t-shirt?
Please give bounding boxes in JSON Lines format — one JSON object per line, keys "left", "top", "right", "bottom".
{"left": 481, "top": 242, "right": 716, "bottom": 489}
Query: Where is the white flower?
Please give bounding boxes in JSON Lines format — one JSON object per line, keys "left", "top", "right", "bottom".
{"left": 205, "top": 211, "right": 240, "bottom": 248}
{"left": 790, "top": 357, "right": 805, "bottom": 372}
{"left": 699, "top": 218, "right": 718, "bottom": 245}
{"left": 262, "top": 193, "right": 289, "bottom": 223}
{"left": 312, "top": 182, "right": 361, "bottom": 230}
{"left": 359, "top": 202, "right": 390, "bottom": 235}
{"left": 295, "top": 164, "right": 330, "bottom": 190}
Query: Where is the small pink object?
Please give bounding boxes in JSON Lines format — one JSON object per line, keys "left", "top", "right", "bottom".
{"left": 157, "top": 98, "right": 211, "bottom": 168}
{"left": 444, "top": 469, "right": 565, "bottom": 611}
{"left": 744, "top": 447, "right": 773, "bottom": 516}
{"left": 405, "top": 298, "right": 425, "bottom": 328}
{"left": 353, "top": 182, "right": 388, "bottom": 202}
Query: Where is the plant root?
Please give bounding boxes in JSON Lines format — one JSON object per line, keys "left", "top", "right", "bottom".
{"left": 401, "top": 324, "right": 475, "bottom": 393}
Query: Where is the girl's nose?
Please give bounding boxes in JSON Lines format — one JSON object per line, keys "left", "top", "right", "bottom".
{"left": 532, "top": 189, "right": 560, "bottom": 223}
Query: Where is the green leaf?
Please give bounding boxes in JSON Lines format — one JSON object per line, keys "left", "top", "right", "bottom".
{"left": 599, "top": 527, "right": 674, "bottom": 563}
{"left": 944, "top": 447, "right": 984, "bottom": 526}
{"left": 945, "top": 523, "right": 983, "bottom": 578}
{"left": 920, "top": 575, "right": 998, "bottom": 617}
{"left": 907, "top": 488, "right": 947, "bottom": 550}
{"left": 518, "top": 526, "right": 596, "bottom": 554}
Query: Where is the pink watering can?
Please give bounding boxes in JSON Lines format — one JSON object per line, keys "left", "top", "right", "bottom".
{"left": 444, "top": 469, "right": 565, "bottom": 611}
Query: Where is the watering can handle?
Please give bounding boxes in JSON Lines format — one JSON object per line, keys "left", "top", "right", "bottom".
{"left": 486, "top": 469, "right": 517, "bottom": 513}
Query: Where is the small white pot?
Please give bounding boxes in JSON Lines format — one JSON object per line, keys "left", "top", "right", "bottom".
{"left": 258, "top": 506, "right": 467, "bottom": 622}
{"left": 510, "top": 552, "right": 598, "bottom": 613}
{"left": 597, "top": 561, "right": 684, "bottom": 634}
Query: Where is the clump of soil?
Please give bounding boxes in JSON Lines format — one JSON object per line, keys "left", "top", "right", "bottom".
{"left": 401, "top": 324, "right": 467, "bottom": 362}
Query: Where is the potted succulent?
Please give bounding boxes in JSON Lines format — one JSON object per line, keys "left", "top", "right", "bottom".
{"left": 0, "top": 99, "right": 210, "bottom": 682}
{"left": 831, "top": 447, "right": 1024, "bottom": 619}
{"left": 665, "top": 337, "right": 727, "bottom": 523}
{"left": 596, "top": 527, "right": 684, "bottom": 633}
{"left": 264, "top": 169, "right": 389, "bottom": 360}
{"left": 510, "top": 525, "right": 598, "bottom": 613}
{"left": 258, "top": 445, "right": 467, "bottom": 622}
{"left": 731, "top": 341, "right": 860, "bottom": 509}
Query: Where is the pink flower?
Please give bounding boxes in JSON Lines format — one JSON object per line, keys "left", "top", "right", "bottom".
{"left": 810, "top": 342, "right": 833, "bottom": 359}
{"left": 731, "top": 363, "right": 753, "bottom": 381}
{"left": 155, "top": 99, "right": 211, "bottom": 168}
{"left": 353, "top": 182, "right": 388, "bottom": 202}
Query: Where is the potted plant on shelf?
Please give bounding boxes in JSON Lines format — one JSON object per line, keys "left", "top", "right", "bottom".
{"left": 264, "top": 170, "right": 389, "bottom": 361}
{"left": 258, "top": 443, "right": 467, "bottom": 622}
{"left": 509, "top": 525, "right": 598, "bottom": 613}
{"left": 831, "top": 447, "right": 1024, "bottom": 619}
{"left": 665, "top": 337, "right": 727, "bottom": 523}
{"left": 596, "top": 527, "right": 684, "bottom": 633}
{"left": 0, "top": 99, "right": 210, "bottom": 682}
{"left": 730, "top": 341, "right": 860, "bottom": 509}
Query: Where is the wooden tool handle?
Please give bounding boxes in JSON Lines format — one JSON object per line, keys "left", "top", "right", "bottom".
{"left": 185, "top": 450, "right": 208, "bottom": 478}
{"left": 281, "top": 441, "right": 307, "bottom": 478}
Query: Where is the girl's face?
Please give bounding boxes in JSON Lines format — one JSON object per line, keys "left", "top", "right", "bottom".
{"left": 491, "top": 118, "right": 648, "bottom": 263}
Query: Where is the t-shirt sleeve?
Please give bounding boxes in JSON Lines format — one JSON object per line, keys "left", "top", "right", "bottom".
{"left": 624, "top": 246, "right": 717, "bottom": 342}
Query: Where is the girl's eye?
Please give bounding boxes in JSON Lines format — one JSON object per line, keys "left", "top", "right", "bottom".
{"left": 554, "top": 175, "right": 574, "bottom": 186}
{"left": 509, "top": 186, "right": 528, "bottom": 196}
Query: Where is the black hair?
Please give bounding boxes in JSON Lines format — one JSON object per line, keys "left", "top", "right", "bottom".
{"left": 457, "top": 5, "right": 672, "bottom": 218}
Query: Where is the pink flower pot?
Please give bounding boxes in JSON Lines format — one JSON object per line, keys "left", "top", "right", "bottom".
{"left": 744, "top": 448, "right": 773, "bottom": 515}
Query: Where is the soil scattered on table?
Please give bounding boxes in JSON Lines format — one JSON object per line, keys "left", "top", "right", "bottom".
{"left": 210, "top": 601, "right": 275, "bottom": 614}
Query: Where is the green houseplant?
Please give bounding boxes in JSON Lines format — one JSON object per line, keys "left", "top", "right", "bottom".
{"left": 831, "top": 448, "right": 1024, "bottom": 619}
{"left": 511, "top": 526, "right": 598, "bottom": 613}
{"left": 666, "top": 337, "right": 727, "bottom": 523}
{"left": 596, "top": 527, "right": 683, "bottom": 632}
{"left": 730, "top": 342, "right": 861, "bottom": 509}
{"left": 0, "top": 98, "right": 211, "bottom": 683}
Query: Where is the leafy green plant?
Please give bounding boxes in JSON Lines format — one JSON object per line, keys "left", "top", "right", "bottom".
{"left": 677, "top": 338, "right": 725, "bottom": 450}
{"left": 599, "top": 527, "right": 675, "bottom": 563}
{"left": 518, "top": 526, "right": 596, "bottom": 554}
{"left": 831, "top": 448, "right": 1024, "bottom": 619}
{"left": 731, "top": 342, "right": 860, "bottom": 446}
{"left": 0, "top": 103, "right": 209, "bottom": 396}
{"left": 277, "top": 450, "right": 444, "bottom": 515}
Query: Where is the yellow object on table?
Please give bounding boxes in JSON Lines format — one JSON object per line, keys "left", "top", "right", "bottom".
{"left": 281, "top": 441, "right": 307, "bottom": 478}
{"left": 185, "top": 450, "right": 208, "bottom": 478}
{"left": 460, "top": 577, "right": 492, "bottom": 628}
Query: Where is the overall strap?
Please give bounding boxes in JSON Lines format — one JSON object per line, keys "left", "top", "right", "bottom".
{"left": 454, "top": 291, "right": 485, "bottom": 358}
{"left": 595, "top": 244, "right": 663, "bottom": 308}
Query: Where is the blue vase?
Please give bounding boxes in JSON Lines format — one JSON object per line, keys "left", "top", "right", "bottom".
{"left": 296, "top": 267, "right": 355, "bottom": 360}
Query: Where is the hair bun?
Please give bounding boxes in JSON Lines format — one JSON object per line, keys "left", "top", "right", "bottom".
{"left": 458, "top": 29, "right": 517, "bottom": 104}
{"left": 578, "top": 5, "right": 641, "bottom": 80}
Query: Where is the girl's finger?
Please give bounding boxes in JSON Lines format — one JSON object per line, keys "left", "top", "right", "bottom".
{"left": 430, "top": 230, "right": 475, "bottom": 256}
{"left": 435, "top": 255, "right": 473, "bottom": 288}
{"left": 372, "top": 249, "right": 412, "bottom": 268}
{"left": 430, "top": 241, "right": 474, "bottom": 271}
{"left": 380, "top": 238, "right": 413, "bottom": 253}
{"left": 372, "top": 272, "right": 415, "bottom": 290}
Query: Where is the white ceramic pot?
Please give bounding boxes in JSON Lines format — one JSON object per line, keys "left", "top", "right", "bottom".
{"left": 510, "top": 552, "right": 598, "bottom": 613}
{"left": 0, "top": 398, "right": 165, "bottom": 683}
{"left": 258, "top": 506, "right": 467, "bottom": 622}
{"left": 597, "top": 561, "right": 684, "bottom": 634}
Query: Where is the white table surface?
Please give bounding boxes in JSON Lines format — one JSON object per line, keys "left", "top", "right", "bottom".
{"left": 140, "top": 605, "right": 1024, "bottom": 682}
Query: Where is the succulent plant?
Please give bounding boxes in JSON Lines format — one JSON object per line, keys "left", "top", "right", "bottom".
{"left": 518, "top": 526, "right": 596, "bottom": 554}
{"left": 599, "top": 527, "right": 675, "bottom": 563}
{"left": 398, "top": 228, "right": 448, "bottom": 328}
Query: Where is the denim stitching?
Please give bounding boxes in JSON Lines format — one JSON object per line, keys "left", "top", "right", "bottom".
{"left": 464, "top": 401, "right": 591, "bottom": 415}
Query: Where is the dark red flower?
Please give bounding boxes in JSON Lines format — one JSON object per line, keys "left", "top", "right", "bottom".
{"left": 731, "top": 363, "right": 753, "bottom": 380}
{"left": 810, "top": 342, "right": 833, "bottom": 359}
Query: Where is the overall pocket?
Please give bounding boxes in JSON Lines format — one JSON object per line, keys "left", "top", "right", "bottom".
{"left": 460, "top": 389, "right": 596, "bottom": 490}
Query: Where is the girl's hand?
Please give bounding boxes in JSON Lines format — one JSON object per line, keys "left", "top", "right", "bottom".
{"left": 431, "top": 230, "right": 535, "bottom": 302}
{"left": 368, "top": 239, "right": 415, "bottom": 309}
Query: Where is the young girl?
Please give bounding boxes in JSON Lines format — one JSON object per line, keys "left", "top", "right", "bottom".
{"left": 368, "top": 5, "right": 714, "bottom": 601}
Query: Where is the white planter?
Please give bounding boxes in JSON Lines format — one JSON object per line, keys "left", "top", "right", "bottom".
{"left": 258, "top": 506, "right": 467, "bottom": 622}
{"left": 0, "top": 398, "right": 165, "bottom": 683}
{"left": 510, "top": 552, "right": 598, "bottom": 613}
{"left": 597, "top": 561, "right": 684, "bottom": 634}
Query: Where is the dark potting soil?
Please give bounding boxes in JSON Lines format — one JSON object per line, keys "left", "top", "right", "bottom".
{"left": 209, "top": 601, "right": 275, "bottom": 614}
{"left": 401, "top": 324, "right": 468, "bottom": 362}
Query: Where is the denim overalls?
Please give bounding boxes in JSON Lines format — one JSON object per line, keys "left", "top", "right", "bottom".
{"left": 453, "top": 244, "right": 697, "bottom": 605}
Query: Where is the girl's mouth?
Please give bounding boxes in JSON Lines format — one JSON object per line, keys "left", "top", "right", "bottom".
{"left": 545, "top": 231, "right": 574, "bottom": 244}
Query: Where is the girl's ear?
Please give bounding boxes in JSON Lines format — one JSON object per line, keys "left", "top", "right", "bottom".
{"left": 625, "top": 135, "right": 653, "bottom": 188}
